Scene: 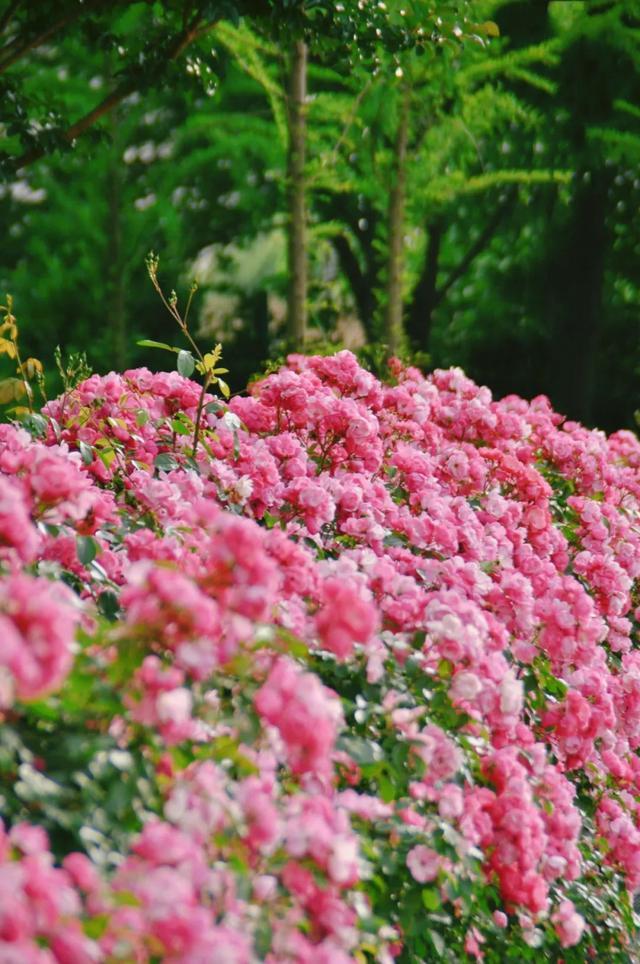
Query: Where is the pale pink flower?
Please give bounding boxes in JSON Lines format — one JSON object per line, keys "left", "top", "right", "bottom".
{"left": 406, "top": 845, "right": 442, "bottom": 883}
{"left": 552, "top": 900, "right": 585, "bottom": 948}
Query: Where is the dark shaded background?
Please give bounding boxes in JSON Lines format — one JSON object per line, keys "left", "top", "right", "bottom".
{"left": 1, "top": 0, "right": 639, "bottom": 431}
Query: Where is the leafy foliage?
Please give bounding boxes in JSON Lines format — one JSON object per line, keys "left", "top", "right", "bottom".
{"left": 1, "top": 0, "right": 640, "bottom": 421}
{"left": 2, "top": 348, "right": 640, "bottom": 959}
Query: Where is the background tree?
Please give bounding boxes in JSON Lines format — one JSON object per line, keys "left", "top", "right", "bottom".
{"left": 1, "top": 0, "right": 640, "bottom": 431}
{"left": 443, "top": 0, "right": 640, "bottom": 428}
{"left": 312, "top": 18, "right": 565, "bottom": 352}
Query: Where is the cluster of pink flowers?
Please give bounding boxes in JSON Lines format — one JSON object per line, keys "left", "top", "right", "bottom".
{"left": 0, "top": 820, "right": 100, "bottom": 964}
{"left": 3, "top": 349, "right": 640, "bottom": 958}
{"left": 0, "top": 573, "right": 79, "bottom": 705}
{"left": 254, "top": 657, "right": 343, "bottom": 778}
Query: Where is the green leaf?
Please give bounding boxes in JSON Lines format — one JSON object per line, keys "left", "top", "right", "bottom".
{"left": 177, "top": 350, "right": 195, "bottom": 377}
{"left": 182, "top": 455, "right": 202, "bottom": 474}
{"left": 171, "top": 417, "right": 192, "bottom": 436}
{"left": 25, "top": 699, "right": 59, "bottom": 721}
{"left": 135, "top": 409, "right": 150, "bottom": 426}
{"left": 76, "top": 535, "right": 98, "bottom": 566}
{"left": 337, "top": 735, "right": 384, "bottom": 765}
{"left": 136, "top": 339, "right": 178, "bottom": 352}
{"left": 79, "top": 440, "right": 93, "bottom": 465}
{"left": 479, "top": 20, "right": 500, "bottom": 37}
{"left": 113, "top": 890, "right": 141, "bottom": 907}
{"left": 154, "top": 453, "right": 179, "bottom": 472}
{"left": 97, "top": 590, "right": 120, "bottom": 621}
{"left": 272, "top": 627, "right": 308, "bottom": 658}
{"left": 383, "top": 532, "right": 407, "bottom": 548}
{"left": 48, "top": 417, "right": 62, "bottom": 442}
{"left": 422, "top": 887, "right": 441, "bottom": 912}
{"left": 378, "top": 774, "right": 396, "bottom": 802}
{"left": 217, "top": 377, "right": 231, "bottom": 399}
{"left": 22, "top": 412, "right": 48, "bottom": 437}
{"left": 254, "top": 921, "right": 272, "bottom": 958}
{"left": 428, "top": 930, "right": 445, "bottom": 955}
{"left": 83, "top": 914, "right": 109, "bottom": 940}
{"left": 96, "top": 445, "right": 116, "bottom": 469}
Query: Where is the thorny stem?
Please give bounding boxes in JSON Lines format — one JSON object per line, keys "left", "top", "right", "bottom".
{"left": 192, "top": 375, "right": 211, "bottom": 459}
{"left": 13, "top": 343, "right": 33, "bottom": 412}
{"left": 147, "top": 256, "right": 223, "bottom": 461}
{"left": 183, "top": 282, "right": 198, "bottom": 327}
{"left": 148, "top": 272, "right": 204, "bottom": 364}
{"left": 3, "top": 300, "right": 34, "bottom": 413}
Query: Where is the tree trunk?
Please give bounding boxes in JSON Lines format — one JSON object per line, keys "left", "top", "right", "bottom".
{"left": 406, "top": 192, "right": 516, "bottom": 355}
{"left": 250, "top": 288, "right": 270, "bottom": 363}
{"left": 406, "top": 218, "right": 444, "bottom": 353}
{"left": 13, "top": 14, "right": 208, "bottom": 170}
{"left": 333, "top": 230, "right": 378, "bottom": 340}
{"left": 384, "top": 85, "right": 410, "bottom": 355}
{"left": 286, "top": 39, "right": 308, "bottom": 349}
{"left": 548, "top": 170, "right": 608, "bottom": 423}
{"left": 106, "top": 110, "right": 126, "bottom": 370}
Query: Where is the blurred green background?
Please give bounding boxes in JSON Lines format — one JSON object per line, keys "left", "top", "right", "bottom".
{"left": 1, "top": 0, "right": 639, "bottom": 430}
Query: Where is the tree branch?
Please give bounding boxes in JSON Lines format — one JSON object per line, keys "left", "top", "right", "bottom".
{"left": 0, "top": 0, "right": 114, "bottom": 75}
{"left": 333, "top": 231, "right": 376, "bottom": 335}
{"left": 286, "top": 38, "right": 308, "bottom": 347}
{"left": 12, "top": 15, "right": 210, "bottom": 171}
{"left": 384, "top": 84, "right": 411, "bottom": 354}
{"left": 406, "top": 217, "right": 444, "bottom": 352}
{"left": 0, "top": 0, "right": 22, "bottom": 39}
{"left": 328, "top": 76, "right": 372, "bottom": 161}
{"left": 434, "top": 189, "right": 517, "bottom": 307}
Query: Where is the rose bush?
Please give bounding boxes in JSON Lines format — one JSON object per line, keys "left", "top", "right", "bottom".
{"left": 1, "top": 350, "right": 640, "bottom": 960}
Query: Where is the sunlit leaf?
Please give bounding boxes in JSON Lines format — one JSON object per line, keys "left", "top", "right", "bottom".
{"left": 154, "top": 452, "right": 179, "bottom": 472}
{"left": 79, "top": 440, "right": 94, "bottom": 464}
{"left": 422, "top": 888, "right": 441, "bottom": 911}
{"left": 0, "top": 377, "right": 26, "bottom": 403}
{"left": 177, "top": 349, "right": 195, "bottom": 377}
{"left": 136, "top": 339, "right": 179, "bottom": 352}
{"left": 77, "top": 535, "right": 99, "bottom": 566}
{"left": 0, "top": 337, "right": 17, "bottom": 359}
{"left": 22, "top": 357, "right": 43, "bottom": 378}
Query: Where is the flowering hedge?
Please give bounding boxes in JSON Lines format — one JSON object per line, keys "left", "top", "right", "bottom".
{"left": 2, "top": 350, "right": 640, "bottom": 961}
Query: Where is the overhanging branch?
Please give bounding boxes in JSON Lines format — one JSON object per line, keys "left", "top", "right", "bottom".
{"left": 0, "top": 0, "right": 22, "bottom": 40}
{"left": 12, "top": 15, "right": 212, "bottom": 171}
{"left": 434, "top": 189, "right": 517, "bottom": 308}
{"left": 0, "top": 0, "right": 114, "bottom": 75}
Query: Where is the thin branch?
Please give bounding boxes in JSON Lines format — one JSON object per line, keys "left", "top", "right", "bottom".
{"left": 333, "top": 233, "right": 365, "bottom": 296}
{"left": 192, "top": 374, "right": 211, "bottom": 458}
{"left": 434, "top": 190, "right": 517, "bottom": 307}
{"left": 148, "top": 271, "right": 205, "bottom": 363}
{"left": 406, "top": 217, "right": 444, "bottom": 351}
{"left": 183, "top": 282, "right": 198, "bottom": 327}
{"left": 12, "top": 15, "right": 212, "bottom": 171}
{"left": 13, "top": 84, "right": 132, "bottom": 170}
{"left": 0, "top": 0, "right": 111, "bottom": 74}
{"left": 384, "top": 83, "right": 411, "bottom": 354}
{"left": 0, "top": 0, "right": 21, "bottom": 38}
{"left": 328, "top": 76, "right": 373, "bottom": 160}
{"left": 455, "top": 116, "right": 486, "bottom": 174}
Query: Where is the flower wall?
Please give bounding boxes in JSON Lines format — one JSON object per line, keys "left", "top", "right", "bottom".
{"left": 1, "top": 350, "right": 640, "bottom": 961}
